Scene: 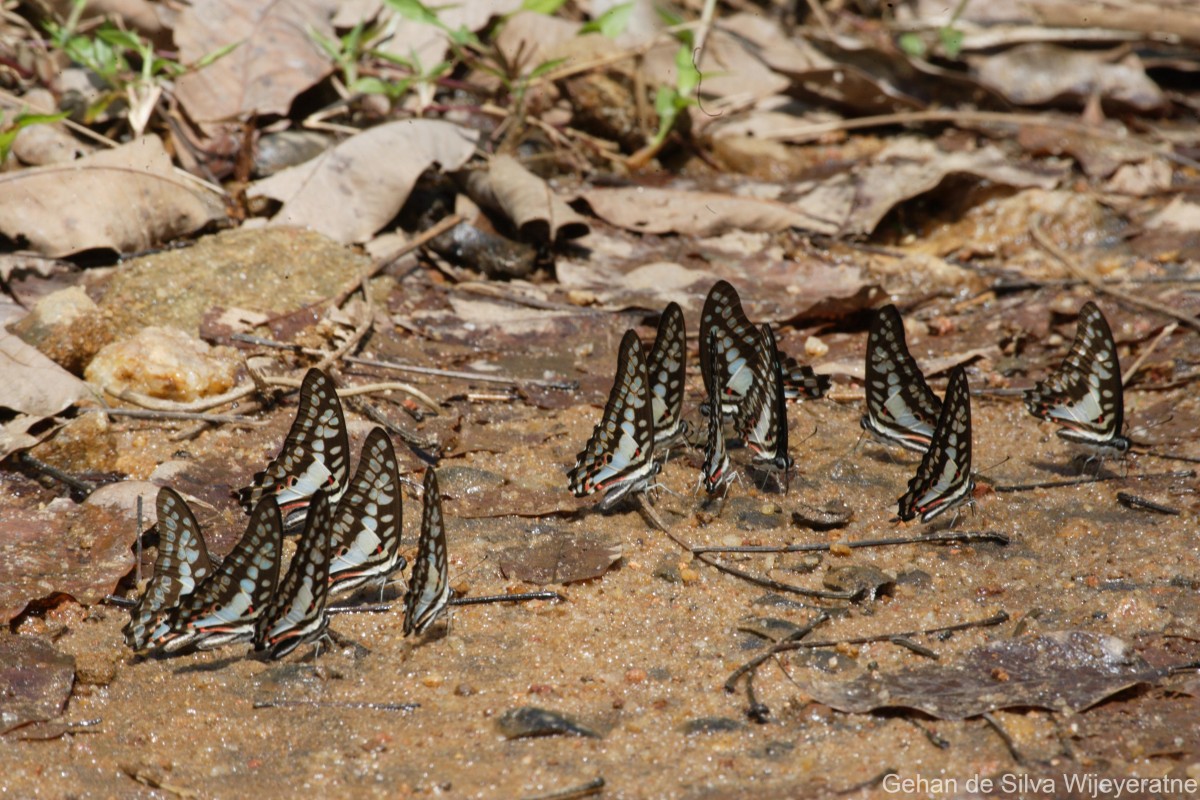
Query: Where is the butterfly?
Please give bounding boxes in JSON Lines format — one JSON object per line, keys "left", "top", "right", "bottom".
{"left": 698, "top": 281, "right": 763, "bottom": 419}
{"left": 782, "top": 357, "right": 832, "bottom": 403}
{"left": 647, "top": 302, "right": 689, "bottom": 448}
{"left": 237, "top": 368, "right": 351, "bottom": 529}
{"left": 735, "top": 324, "right": 793, "bottom": 488}
{"left": 328, "top": 427, "right": 406, "bottom": 597}
{"left": 567, "top": 330, "right": 660, "bottom": 510}
{"left": 701, "top": 327, "right": 734, "bottom": 495}
{"left": 897, "top": 365, "right": 975, "bottom": 524}
{"left": 404, "top": 469, "right": 451, "bottom": 636}
{"left": 860, "top": 304, "right": 942, "bottom": 452}
{"left": 149, "top": 497, "right": 283, "bottom": 653}
{"left": 123, "top": 487, "right": 213, "bottom": 650}
{"left": 254, "top": 489, "right": 333, "bottom": 660}
{"left": 1024, "top": 301, "right": 1131, "bottom": 454}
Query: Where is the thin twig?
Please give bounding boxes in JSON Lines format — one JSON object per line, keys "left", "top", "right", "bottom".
{"left": 1122, "top": 322, "right": 1178, "bottom": 386}
{"left": 762, "top": 109, "right": 1200, "bottom": 170}
{"left": 1115, "top": 493, "right": 1180, "bottom": 515}
{"left": 1031, "top": 218, "right": 1200, "bottom": 333}
{"left": 983, "top": 712, "right": 1025, "bottom": 765}
{"left": 655, "top": 507, "right": 861, "bottom": 599}
{"left": 449, "top": 591, "right": 564, "bottom": 606}
{"left": 737, "top": 611, "right": 1010, "bottom": 669}
{"left": 84, "top": 407, "right": 265, "bottom": 425}
{"left": 694, "top": 552, "right": 862, "bottom": 600}
{"left": 692, "top": 530, "right": 1009, "bottom": 554}
{"left": 346, "top": 355, "right": 578, "bottom": 390}
{"left": 110, "top": 376, "right": 440, "bottom": 415}
{"left": 520, "top": 777, "right": 605, "bottom": 800}
{"left": 691, "top": 0, "right": 718, "bottom": 72}
{"left": 724, "top": 613, "right": 831, "bottom": 692}
{"left": 313, "top": 303, "right": 374, "bottom": 374}
{"left": 15, "top": 452, "right": 96, "bottom": 496}
{"left": 265, "top": 377, "right": 440, "bottom": 413}
{"left": 331, "top": 214, "right": 463, "bottom": 309}
{"left": 994, "top": 469, "right": 1194, "bottom": 492}
{"left": 253, "top": 700, "right": 418, "bottom": 711}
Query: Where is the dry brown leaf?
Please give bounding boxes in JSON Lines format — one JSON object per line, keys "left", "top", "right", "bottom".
{"left": 250, "top": 120, "right": 479, "bottom": 243}
{"left": 721, "top": 13, "right": 833, "bottom": 74}
{"left": 470, "top": 155, "right": 589, "bottom": 244}
{"left": 0, "top": 503, "right": 137, "bottom": 623}
{"left": 795, "top": 137, "right": 1069, "bottom": 235}
{"left": 0, "top": 135, "right": 226, "bottom": 257}
{"left": 174, "top": 0, "right": 336, "bottom": 123}
{"left": 339, "top": 0, "right": 523, "bottom": 83}
{"left": 0, "top": 330, "right": 88, "bottom": 460}
{"left": 0, "top": 636, "right": 75, "bottom": 735}
{"left": 803, "top": 632, "right": 1166, "bottom": 719}
{"left": 0, "top": 330, "right": 88, "bottom": 418}
{"left": 496, "top": 11, "right": 579, "bottom": 71}
{"left": 972, "top": 44, "right": 1165, "bottom": 111}
{"left": 642, "top": 31, "right": 789, "bottom": 100}
{"left": 1147, "top": 197, "right": 1200, "bottom": 232}
{"left": 580, "top": 186, "right": 837, "bottom": 236}
{"left": 498, "top": 533, "right": 622, "bottom": 585}
{"left": 1025, "top": 0, "right": 1200, "bottom": 48}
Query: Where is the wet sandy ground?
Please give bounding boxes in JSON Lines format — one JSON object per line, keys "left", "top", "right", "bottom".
{"left": 4, "top": 325, "right": 1199, "bottom": 799}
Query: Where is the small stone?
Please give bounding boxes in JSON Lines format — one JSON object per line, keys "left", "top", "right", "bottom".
{"left": 804, "top": 336, "right": 829, "bottom": 358}
{"left": 624, "top": 668, "right": 647, "bottom": 684}
{"left": 74, "top": 651, "right": 117, "bottom": 686}
{"left": 652, "top": 555, "right": 681, "bottom": 583}
{"left": 455, "top": 683, "right": 475, "bottom": 697}
{"left": 85, "top": 326, "right": 238, "bottom": 402}
{"left": 566, "top": 289, "right": 597, "bottom": 306}
{"left": 422, "top": 674, "right": 444, "bottom": 689}
{"left": 10, "top": 286, "right": 114, "bottom": 373}
{"left": 679, "top": 567, "right": 701, "bottom": 584}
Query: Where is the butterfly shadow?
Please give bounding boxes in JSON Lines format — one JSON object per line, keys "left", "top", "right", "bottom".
{"left": 172, "top": 653, "right": 246, "bottom": 675}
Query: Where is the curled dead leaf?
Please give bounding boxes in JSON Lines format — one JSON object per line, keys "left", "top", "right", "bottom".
{"left": 250, "top": 120, "right": 479, "bottom": 243}
{"left": 0, "top": 136, "right": 226, "bottom": 257}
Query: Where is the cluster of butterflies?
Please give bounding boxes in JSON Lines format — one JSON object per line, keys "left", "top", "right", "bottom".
{"left": 570, "top": 279, "right": 1131, "bottom": 526}
{"left": 122, "top": 369, "right": 452, "bottom": 660}
{"left": 568, "top": 281, "right": 830, "bottom": 505}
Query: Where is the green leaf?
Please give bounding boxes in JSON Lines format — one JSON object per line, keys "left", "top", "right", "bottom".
{"left": 579, "top": 2, "right": 634, "bottom": 38}
{"left": 384, "top": 0, "right": 446, "bottom": 29}
{"left": 193, "top": 40, "right": 240, "bottom": 70}
{"left": 96, "top": 27, "right": 145, "bottom": 52}
{"left": 897, "top": 32, "right": 926, "bottom": 58}
{"left": 673, "top": 43, "right": 699, "bottom": 97}
{"left": 522, "top": 0, "right": 568, "bottom": 13}
{"left": 527, "top": 57, "right": 566, "bottom": 81}
{"left": 938, "top": 26, "right": 964, "bottom": 58}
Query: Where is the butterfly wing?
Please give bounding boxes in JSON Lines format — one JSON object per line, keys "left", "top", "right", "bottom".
{"left": 861, "top": 305, "right": 942, "bottom": 452}
{"left": 736, "top": 325, "right": 792, "bottom": 478}
{"left": 1024, "top": 302, "right": 1128, "bottom": 450}
{"left": 567, "top": 330, "right": 658, "bottom": 506}
{"left": 404, "top": 469, "right": 451, "bottom": 636}
{"left": 237, "top": 368, "right": 352, "bottom": 526}
{"left": 153, "top": 497, "right": 283, "bottom": 652}
{"left": 254, "top": 490, "right": 333, "bottom": 659}
{"left": 702, "top": 328, "right": 733, "bottom": 494}
{"left": 328, "top": 427, "right": 406, "bottom": 595}
{"left": 897, "top": 365, "right": 974, "bottom": 523}
{"left": 647, "top": 302, "right": 688, "bottom": 447}
{"left": 124, "top": 487, "right": 213, "bottom": 650}
{"left": 699, "top": 281, "right": 762, "bottom": 418}
{"left": 781, "top": 355, "right": 831, "bottom": 402}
